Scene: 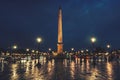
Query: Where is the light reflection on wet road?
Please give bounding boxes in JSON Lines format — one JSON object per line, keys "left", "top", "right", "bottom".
{"left": 0, "top": 58, "right": 120, "bottom": 80}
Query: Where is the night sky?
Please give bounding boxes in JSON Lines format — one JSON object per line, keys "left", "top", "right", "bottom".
{"left": 0, "top": 0, "right": 120, "bottom": 51}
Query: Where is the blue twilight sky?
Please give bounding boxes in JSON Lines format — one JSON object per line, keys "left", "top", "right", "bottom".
{"left": 0, "top": 0, "right": 120, "bottom": 51}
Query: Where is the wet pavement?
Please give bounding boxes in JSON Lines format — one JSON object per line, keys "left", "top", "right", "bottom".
{"left": 0, "top": 58, "right": 120, "bottom": 80}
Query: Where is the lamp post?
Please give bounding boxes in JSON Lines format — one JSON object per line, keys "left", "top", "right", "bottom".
{"left": 90, "top": 37, "right": 97, "bottom": 62}
{"left": 32, "top": 50, "right": 35, "bottom": 53}
{"left": 90, "top": 37, "right": 96, "bottom": 53}
{"left": 36, "top": 37, "right": 42, "bottom": 65}
{"left": 48, "top": 48, "right": 51, "bottom": 52}
{"left": 71, "top": 48, "right": 74, "bottom": 54}
{"left": 107, "top": 44, "right": 111, "bottom": 54}
{"left": 31, "top": 50, "right": 35, "bottom": 60}
{"left": 71, "top": 48, "right": 74, "bottom": 51}
{"left": 48, "top": 48, "right": 52, "bottom": 55}
{"left": 91, "top": 37, "right": 96, "bottom": 44}
{"left": 86, "top": 49, "right": 89, "bottom": 52}
{"left": 105, "top": 44, "right": 111, "bottom": 62}
{"left": 26, "top": 48, "right": 29, "bottom": 61}
{"left": 107, "top": 44, "right": 110, "bottom": 49}
{"left": 81, "top": 50, "right": 84, "bottom": 53}
{"left": 12, "top": 44, "right": 17, "bottom": 63}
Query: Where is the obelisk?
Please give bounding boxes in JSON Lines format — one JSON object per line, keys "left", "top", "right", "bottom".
{"left": 57, "top": 7, "right": 63, "bottom": 54}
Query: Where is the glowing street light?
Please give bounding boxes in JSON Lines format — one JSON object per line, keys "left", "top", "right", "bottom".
{"left": 13, "top": 45, "right": 17, "bottom": 49}
{"left": 86, "top": 49, "right": 89, "bottom": 52}
{"left": 71, "top": 48, "right": 74, "bottom": 51}
{"left": 32, "top": 50, "right": 35, "bottom": 53}
{"left": 90, "top": 37, "right": 96, "bottom": 55}
{"left": 91, "top": 37, "right": 96, "bottom": 43}
{"left": 107, "top": 44, "right": 111, "bottom": 49}
{"left": 107, "top": 44, "right": 111, "bottom": 54}
{"left": 36, "top": 37, "right": 42, "bottom": 43}
{"left": 48, "top": 48, "right": 52, "bottom": 51}
{"left": 36, "top": 37, "right": 42, "bottom": 65}
{"left": 26, "top": 48, "right": 29, "bottom": 52}
{"left": 26, "top": 48, "right": 30, "bottom": 61}
{"left": 12, "top": 44, "right": 17, "bottom": 63}
{"left": 71, "top": 48, "right": 75, "bottom": 54}
{"left": 36, "top": 51, "right": 39, "bottom": 53}
{"left": 81, "top": 50, "right": 84, "bottom": 53}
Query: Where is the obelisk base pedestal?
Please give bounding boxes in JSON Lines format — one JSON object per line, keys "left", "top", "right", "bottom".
{"left": 54, "top": 53, "right": 66, "bottom": 60}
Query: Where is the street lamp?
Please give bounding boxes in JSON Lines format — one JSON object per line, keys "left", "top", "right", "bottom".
{"left": 26, "top": 48, "right": 29, "bottom": 61}
{"left": 81, "top": 50, "right": 84, "bottom": 53}
{"left": 106, "top": 44, "right": 111, "bottom": 62}
{"left": 36, "top": 37, "right": 42, "bottom": 65}
{"left": 90, "top": 37, "right": 96, "bottom": 48}
{"left": 36, "top": 37, "right": 42, "bottom": 43}
{"left": 71, "top": 48, "right": 75, "bottom": 55}
{"left": 91, "top": 37, "right": 96, "bottom": 43}
{"left": 13, "top": 45, "right": 17, "bottom": 49}
{"left": 71, "top": 48, "right": 74, "bottom": 51}
{"left": 107, "top": 44, "right": 111, "bottom": 54}
{"left": 32, "top": 50, "right": 35, "bottom": 53}
{"left": 48, "top": 48, "right": 51, "bottom": 51}
{"left": 90, "top": 37, "right": 96, "bottom": 55}
{"left": 26, "top": 48, "right": 29, "bottom": 52}
{"left": 86, "top": 49, "right": 89, "bottom": 52}
{"left": 107, "top": 44, "right": 110, "bottom": 49}
{"left": 48, "top": 48, "right": 52, "bottom": 55}
{"left": 12, "top": 45, "right": 17, "bottom": 63}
